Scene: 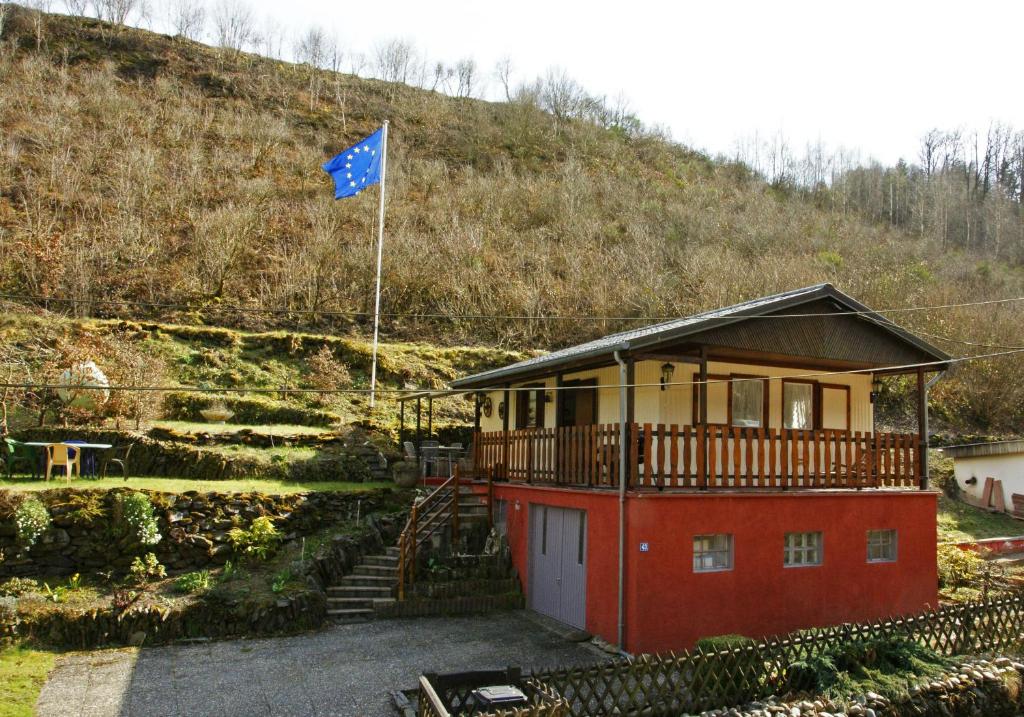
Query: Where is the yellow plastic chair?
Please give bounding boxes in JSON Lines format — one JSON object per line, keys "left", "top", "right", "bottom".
{"left": 45, "top": 444, "right": 80, "bottom": 483}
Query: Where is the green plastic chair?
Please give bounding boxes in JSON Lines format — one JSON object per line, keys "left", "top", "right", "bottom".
{"left": 3, "top": 439, "right": 40, "bottom": 480}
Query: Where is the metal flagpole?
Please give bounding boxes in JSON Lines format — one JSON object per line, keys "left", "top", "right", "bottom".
{"left": 369, "top": 120, "right": 389, "bottom": 408}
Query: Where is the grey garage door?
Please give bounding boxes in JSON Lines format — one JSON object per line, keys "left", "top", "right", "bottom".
{"left": 529, "top": 505, "right": 587, "bottom": 630}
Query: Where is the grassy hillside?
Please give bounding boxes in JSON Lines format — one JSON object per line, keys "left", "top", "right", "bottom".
{"left": 0, "top": 7, "right": 1022, "bottom": 431}
{"left": 0, "top": 312, "right": 527, "bottom": 436}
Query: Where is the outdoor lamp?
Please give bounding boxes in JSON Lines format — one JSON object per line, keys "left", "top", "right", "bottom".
{"left": 660, "top": 362, "right": 675, "bottom": 391}
{"left": 870, "top": 377, "right": 883, "bottom": 403}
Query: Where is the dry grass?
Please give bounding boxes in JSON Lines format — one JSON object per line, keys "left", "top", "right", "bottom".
{"left": 0, "top": 10, "right": 1022, "bottom": 431}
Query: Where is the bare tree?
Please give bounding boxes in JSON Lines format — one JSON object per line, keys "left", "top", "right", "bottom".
{"left": 167, "top": 0, "right": 205, "bottom": 40}
{"left": 373, "top": 38, "right": 416, "bottom": 83}
{"left": 430, "top": 61, "right": 452, "bottom": 92}
{"left": 211, "top": 0, "right": 255, "bottom": 52}
{"left": 494, "top": 56, "right": 513, "bottom": 101}
{"left": 294, "top": 25, "right": 327, "bottom": 67}
{"left": 63, "top": 0, "right": 92, "bottom": 16}
{"left": 454, "top": 57, "right": 477, "bottom": 98}
{"left": 346, "top": 51, "right": 367, "bottom": 76}
{"left": 95, "top": 0, "right": 142, "bottom": 25}
{"left": 257, "top": 15, "right": 286, "bottom": 58}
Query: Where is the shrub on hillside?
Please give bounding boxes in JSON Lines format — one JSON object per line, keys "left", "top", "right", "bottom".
{"left": 115, "top": 492, "right": 161, "bottom": 546}
{"left": 937, "top": 544, "right": 986, "bottom": 590}
{"left": 14, "top": 498, "right": 50, "bottom": 547}
{"left": 228, "top": 517, "right": 281, "bottom": 560}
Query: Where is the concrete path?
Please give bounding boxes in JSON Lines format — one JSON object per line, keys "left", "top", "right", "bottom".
{"left": 36, "top": 611, "right": 607, "bottom": 717}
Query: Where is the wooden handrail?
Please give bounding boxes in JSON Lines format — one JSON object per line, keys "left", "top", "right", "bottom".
{"left": 397, "top": 472, "right": 461, "bottom": 601}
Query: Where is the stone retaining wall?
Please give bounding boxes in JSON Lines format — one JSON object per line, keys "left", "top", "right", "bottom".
{"left": 0, "top": 487, "right": 402, "bottom": 578}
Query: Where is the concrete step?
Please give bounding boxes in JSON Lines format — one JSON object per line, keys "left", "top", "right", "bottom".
{"left": 333, "top": 575, "right": 396, "bottom": 588}
{"left": 362, "top": 554, "right": 398, "bottom": 567}
{"left": 385, "top": 546, "right": 400, "bottom": 557}
{"left": 327, "top": 607, "right": 374, "bottom": 622}
{"left": 331, "top": 581, "right": 395, "bottom": 594}
{"left": 351, "top": 564, "right": 398, "bottom": 578}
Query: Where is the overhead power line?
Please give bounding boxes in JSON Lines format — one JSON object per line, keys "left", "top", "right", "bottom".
{"left": 1, "top": 292, "right": 1023, "bottom": 323}
{"left": 2, "top": 347, "right": 1022, "bottom": 397}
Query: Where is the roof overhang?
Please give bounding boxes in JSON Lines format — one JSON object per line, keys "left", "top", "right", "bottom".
{"left": 450, "top": 284, "right": 952, "bottom": 391}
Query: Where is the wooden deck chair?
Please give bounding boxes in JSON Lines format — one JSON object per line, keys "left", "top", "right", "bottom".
{"left": 46, "top": 444, "right": 80, "bottom": 483}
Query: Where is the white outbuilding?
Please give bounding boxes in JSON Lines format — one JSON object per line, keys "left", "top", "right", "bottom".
{"left": 944, "top": 439, "right": 1024, "bottom": 515}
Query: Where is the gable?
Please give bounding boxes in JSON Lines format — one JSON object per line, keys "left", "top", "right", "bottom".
{"left": 683, "top": 299, "right": 936, "bottom": 367}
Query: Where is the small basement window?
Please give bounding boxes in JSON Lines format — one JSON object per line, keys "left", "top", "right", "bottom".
{"left": 867, "top": 529, "right": 897, "bottom": 563}
{"left": 784, "top": 531, "right": 822, "bottom": 567}
{"left": 693, "top": 534, "right": 733, "bottom": 572}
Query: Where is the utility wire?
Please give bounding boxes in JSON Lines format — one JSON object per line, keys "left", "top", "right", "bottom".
{"left": 1, "top": 292, "right": 1023, "bottom": 323}
{"left": 2, "top": 348, "right": 1022, "bottom": 397}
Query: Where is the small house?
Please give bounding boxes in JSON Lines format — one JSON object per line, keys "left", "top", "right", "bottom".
{"left": 944, "top": 439, "right": 1024, "bottom": 516}
{"left": 446, "top": 284, "right": 949, "bottom": 654}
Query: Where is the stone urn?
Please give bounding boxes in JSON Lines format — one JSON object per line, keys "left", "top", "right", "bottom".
{"left": 200, "top": 408, "right": 234, "bottom": 424}
{"left": 392, "top": 460, "right": 419, "bottom": 489}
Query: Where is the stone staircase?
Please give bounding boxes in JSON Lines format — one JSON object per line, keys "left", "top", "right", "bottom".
{"left": 326, "top": 485, "right": 489, "bottom": 622}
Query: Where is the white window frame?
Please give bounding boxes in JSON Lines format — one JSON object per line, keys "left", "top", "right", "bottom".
{"left": 693, "top": 533, "right": 733, "bottom": 573}
{"left": 867, "top": 529, "right": 897, "bottom": 563}
{"left": 784, "top": 531, "right": 823, "bottom": 567}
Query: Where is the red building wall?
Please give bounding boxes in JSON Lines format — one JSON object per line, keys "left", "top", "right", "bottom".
{"left": 488, "top": 485, "right": 937, "bottom": 654}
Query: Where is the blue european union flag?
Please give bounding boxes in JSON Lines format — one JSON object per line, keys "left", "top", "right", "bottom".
{"left": 322, "top": 127, "right": 384, "bottom": 199}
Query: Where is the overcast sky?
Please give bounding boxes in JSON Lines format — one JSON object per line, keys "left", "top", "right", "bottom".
{"left": 166, "top": 0, "right": 1023, "bottom": 165}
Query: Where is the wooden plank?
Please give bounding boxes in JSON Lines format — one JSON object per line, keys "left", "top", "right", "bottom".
{"left": 993, "top": 479, "right": 1007, "bottom": 513}
{"left": 823, "top": 430, "right": 832, "bottom": 488}
{"left": 893, "top": 433, "right": 902, "bottom": 485}
{"left": 903, "top": 434, "right": 914, "bottom": 488}
{"left": 981, "top": 477, "right": 995, "bottom": 508}
{"left": 802, "top": 430, "right": 810, "bottom": 488}
{"left": 682, "top": 425, "right": 691, "bottom": 488}
{"left": 810, "top": 430, "right": 820, "bottom": 487}
{"left": 656, "top": 423, "right": 666, "bottom": 487}
{"left": 696, "top": 425, "right": 706, "bottom": 488}
{"left": 722, "top": 426, "right": 730, "bottom": 487}
{"left": 744, "top": 428, "right": 754, "bottom": 485}
{"left": 732, "top": 427, "right": 742, "bottom": 487}
{"left": 757, "top": 427, "right": 766, "bottom": 487}
{"left": 643, "top": 423, "right": 653, "bottom": 486}
{"left": 780, "top": 429, "right": 789, "bottom": 489}
{"left": 629, "top": 423, "right": 639, "bottom": 488}
{"left": 670, "top": 425, "right": 679, "bottom": 487}
{"left": 708, "top": 426, "right": 718, "bottom": 487}
{"left": 853, "top": 431, "right": 863, "bottom": 487}
{"left": 768, "top": 428, "right": 777, "bottom": 487}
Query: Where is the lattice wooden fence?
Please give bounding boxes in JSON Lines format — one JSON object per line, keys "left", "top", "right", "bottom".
{"left": 529, "top": 597, "right": 1024, "bottom": 717}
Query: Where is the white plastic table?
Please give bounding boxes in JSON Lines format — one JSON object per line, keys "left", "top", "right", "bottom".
{"left": 23, "top": 441, "right": 113, "bottom": 479}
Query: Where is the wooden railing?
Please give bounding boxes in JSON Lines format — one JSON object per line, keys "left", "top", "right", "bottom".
{"left": 470, "top": 423, "right": 921, "bottom": 490}
{"left": 397, "top": 468, "right": 461, "bottom": 600}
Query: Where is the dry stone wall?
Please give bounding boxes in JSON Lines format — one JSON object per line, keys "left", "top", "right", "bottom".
{"left": 0, "top": 487, "right": 402, "bottom": 578}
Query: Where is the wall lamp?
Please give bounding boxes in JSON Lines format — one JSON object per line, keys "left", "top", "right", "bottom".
{"left": 870, "top": 377, "right": 883, "bottom": 403}
{"left": 660, "top": 362, "right": 675, "bottom": 391}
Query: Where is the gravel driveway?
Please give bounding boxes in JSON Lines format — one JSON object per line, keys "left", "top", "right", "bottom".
{"left": 36, "top": 611, "right": 608, "bottom": 717}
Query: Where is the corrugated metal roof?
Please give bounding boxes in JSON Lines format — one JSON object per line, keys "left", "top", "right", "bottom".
{"left": 450, "top": 283, "right": 952, "bottom": 390}
{"left": 942, "top": 440, "right": 1024, "bottom": 459}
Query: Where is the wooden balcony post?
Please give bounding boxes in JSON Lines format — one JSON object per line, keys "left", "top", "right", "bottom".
{"left": 917, "top": 367, "right": 928, "bottom": 490}
{"left": 698, "top": 347, "right": 709, "bottom": 490}
{"left": 501, "top": 385, "right": 511, "bottom": 480}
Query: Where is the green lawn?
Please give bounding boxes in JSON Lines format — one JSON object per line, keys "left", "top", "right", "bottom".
{"left": 0, "top": 645, "right": 55, "bottom": 717}
{"left": 0, "top": 476, "right": 393, "bottom": 494}
{"left": 937, "top": 494, "right": 1024, "bottom": 543}
{"left": 153, "top": 421, "right": 328, "bottom": 436}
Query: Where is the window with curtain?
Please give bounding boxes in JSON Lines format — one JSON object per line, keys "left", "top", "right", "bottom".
{"left": 783, "top": 382, "right": 815, "bottom": 430}
{"left": 731, "top": 378, "right": 764, "bottom": 427}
